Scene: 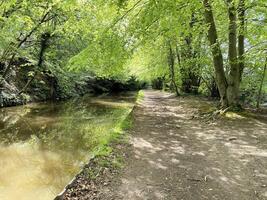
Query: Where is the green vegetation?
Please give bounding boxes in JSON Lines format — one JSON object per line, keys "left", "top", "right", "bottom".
{"left": 0, "top": 1, "right": 266, "bottom": 198}
{"left": 83, "top": 107, "right": 134, "bottom": 180}
{"left": 90, "top": 104, "right": 134, "bottom": 158}
{"left": 136, "top": 90, "right": 145, "bottom": 104}
{"left": 0, "top": 0, "right": 266, "bottom": 108}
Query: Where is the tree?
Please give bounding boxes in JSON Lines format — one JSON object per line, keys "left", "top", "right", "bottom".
{"left": 167, "top": 41, "right": 179, "bottom": 96}
{"left": 0, "top": 0, "right": 266, "bottom": 108}
{"left": 202, "top": 0, "right": 246, "bottom": 108}
{"left": 257, "top": 57, "right": 267, "bottom": 108}
{"left": 203, "top": 0, "right": 228, "bottom": 107}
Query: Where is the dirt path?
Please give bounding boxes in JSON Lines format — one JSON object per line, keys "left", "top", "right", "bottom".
{"left": 98, "top": 90, "right": 267, "bottom": 200}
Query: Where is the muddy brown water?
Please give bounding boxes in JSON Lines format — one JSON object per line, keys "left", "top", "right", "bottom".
{"left": 0, "top": 93, "right": 136, "bottom": 200}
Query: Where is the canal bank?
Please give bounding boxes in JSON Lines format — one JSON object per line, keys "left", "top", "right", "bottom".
{"left": 55, "top": 91, "right": 144, "bottom": 200}
{"left": 0, "top": 92, "right": 138, "bottom": 200}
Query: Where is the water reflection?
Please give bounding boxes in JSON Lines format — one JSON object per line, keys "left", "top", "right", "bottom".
{"left": 0, "top": 93, "right": 136, "bottom": 200}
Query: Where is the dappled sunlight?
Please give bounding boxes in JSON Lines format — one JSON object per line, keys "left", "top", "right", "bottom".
{"left": 169, "top": 144, "right": 185, "bottom": 154}
{"left": 111, "top": 90, "right": 267, "bottom": 200}
{"left": 192, "top": 152, "right": 205, "bottom": 156}
{"left": 118, "top": 177, "right": 168, "bottom": 200}
{"left": 171, "top": 158, "right": 180, "bottom": 164}
{"left": 254, "top": 170, "right": 267, "bottom": 178}
{"left": 225, "top": 112, "right": 246, "bottom": 119}
{"left": 194, "top": 131, "right": 217, "bottom": 140}
{"left": 226, "top": 143, "right": 267, "bottom": 157}
{"left": 132, "top": 137, "right": 153, "bottom": 149}
{"left": 148, "top": 160, "right": 168, "bottom": 170}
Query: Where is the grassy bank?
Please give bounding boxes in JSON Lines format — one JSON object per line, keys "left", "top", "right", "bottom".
{"left": 55, "top": 91, "right": 140, "bottom": 200}
{"left": 89, "top": 90, "right": 144, "bottom": 159}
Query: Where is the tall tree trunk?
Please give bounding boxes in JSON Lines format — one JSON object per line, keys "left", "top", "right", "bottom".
{"left": 1, "top": 9, "right": 51, "bottom": 83}
{"left": 175, "top": 44, "right": 182, "bottom": 69}
{"left": 203, "top": 0, "right": 228, "bottom": 107}
{"left": 226, "top": 0, "right": 240, "bottom": 107}
{"left": 256, "top": 57, "right": 267, "bottom": 108}
{"left": 18, "top": 32, "right": 50, "bottom": 94}
{"left": 238, "top": 0, "right": 245, "bottom": 80}
{"left": 210, "top": 78, "right": 220, "bottom": 98}
{"left": 168, "top": 42, "right": 179, "bottom": 96}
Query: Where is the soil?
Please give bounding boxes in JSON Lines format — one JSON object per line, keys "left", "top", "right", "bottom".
{"left": 61, "top": 90, "right": 267, "bottom": 200}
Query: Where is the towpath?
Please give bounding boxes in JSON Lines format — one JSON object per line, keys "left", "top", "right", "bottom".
{"left": 99, "top": 90, "right": 267, "bottom": 200}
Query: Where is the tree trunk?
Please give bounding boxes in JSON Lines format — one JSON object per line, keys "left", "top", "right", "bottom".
{"left": 210, "top": 78, "right": 220, "bottom": 98}
{"left": 238, "top": 0, "right": 245, "bottom": 80}
{"left": 18, "top": 32, "right": 50, "bottom": 94}
{"left": 256, "top": 57, "right": 267, "bottom": 108}
{"left": 1, "top": 9, "right": 51, "bottom": 83}
{"left": 203, "top": 0, "right": 228, "bottom": 107}
{"left": 168, "top": 42, "right": 179, "bottom": 96}
{"left": 226, "top": 0, "right": 241, "bottom": 107}
{"left": 175, "top": 44, "right": 182, "bottom": 69}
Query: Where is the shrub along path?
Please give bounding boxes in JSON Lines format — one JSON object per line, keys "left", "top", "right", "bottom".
{"left": 98, "top": 90, "right": 267, "bottom": 200}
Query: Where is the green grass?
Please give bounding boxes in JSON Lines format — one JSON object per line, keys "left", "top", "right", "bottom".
{"left": 89, "top": 92, "right": 139, "bottom": 163}
{"left": 91, "top": 109, "right": 133, "bottom": 158}
{"left": 136, "top": 90, "right": 144, "bottom": 104}
{"left": 80, "top": 104, "right": 135, "bottom": 180}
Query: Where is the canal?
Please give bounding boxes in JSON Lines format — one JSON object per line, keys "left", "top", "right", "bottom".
{"left": 0, "top": 92, "right": 136, "bottom": 200}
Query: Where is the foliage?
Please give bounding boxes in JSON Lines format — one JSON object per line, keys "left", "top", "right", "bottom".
{"left": 0, "top": 0, "right": 266, "bottom": 107}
